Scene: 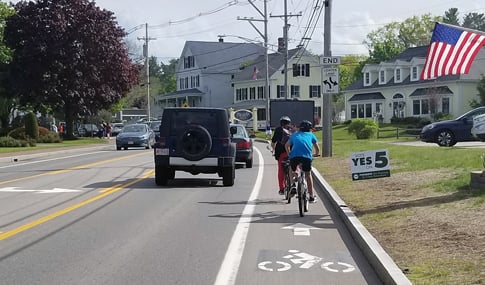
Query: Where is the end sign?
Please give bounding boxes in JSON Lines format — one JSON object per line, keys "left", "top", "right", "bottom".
{"left": 320, "top": 56, "right": 341, "bottom": 65}
{"left": 350, "top": 149, "right": 390, "bottom": 181}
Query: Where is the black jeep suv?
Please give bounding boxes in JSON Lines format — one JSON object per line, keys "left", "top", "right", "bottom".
{"left": 153, "top": 107, "right": 236, "bottom": 186}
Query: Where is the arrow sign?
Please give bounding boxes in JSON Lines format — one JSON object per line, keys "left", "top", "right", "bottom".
{"left": 323, "top": 67, "right": 339, "bottom": 94}
{"left": 282, "top": 223, "right": 321, "bottom": 236}
{"left": 0, "top": 187, "right": 81, "bottom": 193}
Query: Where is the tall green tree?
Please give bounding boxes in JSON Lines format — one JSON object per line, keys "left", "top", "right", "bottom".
{"left": 364, "top": 14, "right": 440, "bottom": 63}
{"left": 442, "top": 8, "right": 460, "bottom": 25}
{"left": 443, "top": 8, "right": 485, "bottom": 31}
{"left": 159, "top": 58, "right": 177, "bottom": 94}
{"left": 470, "top": 76, "right": 485, "bottom": 108}
{"left": 4, "top": 0, "right": 140, "bottom": 138}
{"left": 0, "top": 2, "right": 15, "bottom": 129}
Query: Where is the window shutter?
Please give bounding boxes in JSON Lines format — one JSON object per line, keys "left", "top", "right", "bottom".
{"left": 309, "top": 86, "right": 312, "bottom": 97}
{"left": 293, "top": 64, "right": 298, "bottom": 77}
{"left": 305, "top": 64, "right": 310, "bottom": 77}
{"left": 318, "top": 85, "right": 321, "bottom": 97}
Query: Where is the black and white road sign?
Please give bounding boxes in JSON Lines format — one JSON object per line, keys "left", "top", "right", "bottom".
{"left": 323, "top": 67, "right": 339, "bottom": 94}
{"left": 350, "top": 149, "right": 390, "bottom": 181}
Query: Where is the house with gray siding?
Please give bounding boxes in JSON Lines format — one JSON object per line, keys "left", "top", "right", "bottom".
{"left": 152, "top": 40, "right": 265, "bottom": 116}
{"left": 344, "top": 46, "right": 485, "bottom": 123}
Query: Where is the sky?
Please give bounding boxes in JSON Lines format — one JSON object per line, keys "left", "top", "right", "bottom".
{"left": 8, "top": 0, "right": 485, "bottom": 64}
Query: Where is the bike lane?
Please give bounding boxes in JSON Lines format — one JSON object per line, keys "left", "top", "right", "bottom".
{"left": 232, "top": 145, "right": 383, "bottom": 285}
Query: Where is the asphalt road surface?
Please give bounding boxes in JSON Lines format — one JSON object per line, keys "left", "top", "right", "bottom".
{"left": 0, "top": 142, "right": 383, "bottom": 284}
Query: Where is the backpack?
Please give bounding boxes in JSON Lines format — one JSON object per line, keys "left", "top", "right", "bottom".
{"left": 279, "top": 128, "right": 291, "bottom": 146}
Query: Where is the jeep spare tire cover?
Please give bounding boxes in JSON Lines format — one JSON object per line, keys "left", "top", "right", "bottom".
{"left": 177, "top": 125, "right": 212, "bottom": 161}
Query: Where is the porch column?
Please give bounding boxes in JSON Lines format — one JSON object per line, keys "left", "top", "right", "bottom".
{"left": 228, "top": 108, "right": 235, "bottom": 123}
{"left": 252, "top": 107, "right": 258, "bottom": 131}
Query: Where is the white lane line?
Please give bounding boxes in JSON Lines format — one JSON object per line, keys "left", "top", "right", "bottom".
{"left": 0, "top": 151, "right": 107, "bottom": 169}
{"left": 214, "top": 147, "right": 264, "bottom": 285}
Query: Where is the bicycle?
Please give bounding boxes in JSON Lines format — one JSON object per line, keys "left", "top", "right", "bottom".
{"left": 293, "top": 154, "right": 320, "bottom": 217}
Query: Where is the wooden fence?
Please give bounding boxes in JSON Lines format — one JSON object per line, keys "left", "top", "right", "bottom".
{"left": 377, "top": 128, "right": 422, "bottom": 139}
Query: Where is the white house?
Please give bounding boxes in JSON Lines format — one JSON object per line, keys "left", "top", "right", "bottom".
{"left": 231, "top": 47, "right": 324, "bottom": 128}
{"left": 344, "top": 46, "right": 485, "bottom": 123}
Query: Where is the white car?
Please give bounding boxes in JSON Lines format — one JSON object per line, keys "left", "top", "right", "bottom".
{"left": 471, "top": 113, "right": 485, "bottom": 142}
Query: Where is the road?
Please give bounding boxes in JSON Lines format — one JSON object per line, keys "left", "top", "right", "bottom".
{"left": 0, "top": 142, "right": 385, "bottom": 284}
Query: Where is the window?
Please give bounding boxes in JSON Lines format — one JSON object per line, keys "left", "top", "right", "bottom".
{"left": 350, "top": 103, "right": 378, "bottom": 119}
{"left": 290, "top": 85, "right": 300, "bottom": 98}
{"left": 364, "top": 72, "right": 370, "bottom": 86}
{"left": 184, "top": 77, "right": 189, "bottom": 89}
{"left": 257, "top": 86, "right": 265, "bottom": 99}
{"left": 249, "top": 87, "right": 256, "bottom": 100}
{"left": 395, "top": 68, "right": 401, "bottom": 82}
{"left": 276, "top": 85, "right": 286, "bottom": 98}
{"left": 309, "top": 85, "right": 321, "bottom": 98}
{"left": 241, "top": 88, "right": 248, "bottom": 100}
{"left": 179, "top": 78, "right": 184, "bottom": 90}
{"left": 413, "top": 99, "right": 430, "bottom": 115}
{"left": 184, "top": 56, "right": 195, "bottom": 69}
{"left": 292, "top": 63, "right": 310, "bottom": 77}
{"left": 314, "top": 106, "right": 321, "bottom": 125}
{"left": 351, "top": 105, "right": 357, "bottom": 119}
{"left": 442, "top": 97, "right": 450, "bottom": 114}
{"left": 257, "top": 108, "right": 266, "bottom": 121}
{"left": 379, "top": 70, "right": 385, "bottom": 84}
{"left": 236, "top": 89, "right": 242, "bottom": 101}
{"left": 411, "top": 66, "right": 418, "bottom": 81}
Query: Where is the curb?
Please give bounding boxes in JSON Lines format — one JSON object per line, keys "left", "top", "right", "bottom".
{"left": 312, "top": 169, "right": 412, "bottom": 285}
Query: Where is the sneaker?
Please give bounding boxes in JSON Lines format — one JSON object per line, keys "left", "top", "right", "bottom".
{"left": 309, "top": 196, "right": 317, "bottom": 203}
{"left": 278, "top": 190, "right": 284, "bottom": 195}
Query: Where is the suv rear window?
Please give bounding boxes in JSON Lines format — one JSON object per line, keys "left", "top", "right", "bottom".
{"left": 169, "top": 111, "right": 219, "bottom": 137}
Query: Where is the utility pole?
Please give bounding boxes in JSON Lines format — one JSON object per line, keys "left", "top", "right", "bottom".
{"left": 322, "top": 0, "right": 332, "bottom": 156}
{"left": 138, "top": 23, "right": 156, "bottom": 121}
{"left": 238, "top": 0, "right": 270, "bottom": 127}
{"left": 271, "top": 0, "right": 301, "bottom": 100}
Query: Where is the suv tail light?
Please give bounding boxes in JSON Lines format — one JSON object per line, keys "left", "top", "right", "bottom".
{"left": 158, "top": 136, "right": 166, "bottom": 147}
{"left": 221, "top": 138, "right": 231, "bottom": 147}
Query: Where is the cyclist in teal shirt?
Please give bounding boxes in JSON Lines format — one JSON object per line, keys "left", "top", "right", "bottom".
{"left": 285, "top": 120, "right": 320, "bottom": 203}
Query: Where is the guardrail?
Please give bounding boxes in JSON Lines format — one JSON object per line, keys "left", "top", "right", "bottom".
{"left": 377, "top": 128, "right": 421, "bottom": 139}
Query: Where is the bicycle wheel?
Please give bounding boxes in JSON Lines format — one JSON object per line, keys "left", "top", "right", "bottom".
{"left": 297, "top": 176, "right": 305, "bottom": 217}
{"left": 301, "top": 172, "right": 309, "bottom": 212}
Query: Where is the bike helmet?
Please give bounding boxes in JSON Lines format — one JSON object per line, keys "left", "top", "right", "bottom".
{"left": 299, "top": 120, "right": 312, "bottom": 132}
{"left": 279, "top": 116, "right": 291, "bottom": 126}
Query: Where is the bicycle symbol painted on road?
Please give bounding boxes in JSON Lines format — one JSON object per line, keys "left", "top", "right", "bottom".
{"left": 258, "top": 250, "right": 355, "bottom": 273}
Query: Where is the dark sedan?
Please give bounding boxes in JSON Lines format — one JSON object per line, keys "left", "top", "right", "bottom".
{"left": 420, "top": 106, "right": 485, "bottom": 146}
{"left": 230, "top": 123, "right": 253, "bottom": 168}
{"left": 116, "top": 123, "right": 155, "bottom": 150}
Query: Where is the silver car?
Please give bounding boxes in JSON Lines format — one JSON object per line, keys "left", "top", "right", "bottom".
{"left": 116, "top": 124, "right": 155, "bottom": 150}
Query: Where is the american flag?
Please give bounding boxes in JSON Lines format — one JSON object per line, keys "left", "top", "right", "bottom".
{"left": 420, "top": 22, "right": 485, "bottom": 80}
{"left": 252, "top": 66, "right": 259, "bottom": 80}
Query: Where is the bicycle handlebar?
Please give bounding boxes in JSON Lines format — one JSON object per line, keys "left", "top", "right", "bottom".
{"left": 312, "top": 153, "right": 320, "bottom": 158}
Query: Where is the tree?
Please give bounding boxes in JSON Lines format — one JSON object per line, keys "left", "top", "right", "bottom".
{"left": 0, "top": 2, "right": 15, "bottom": 130}
{"left": 159, "top": 59, "right": 178, "bottom": 94}
{"left": 364, "top": 14, "right": 440, "bottom": 63}
{"left": 470, "top": 76, "right": 485, "bottom": 108}
{"left": 443, "top": 8, "right": 485, "bottom": 31}
{"left": 442, "top": 8, "right": 460, "bottom": 25}
{"left": 4, "top": 0, "right": 140, "bottom": 138}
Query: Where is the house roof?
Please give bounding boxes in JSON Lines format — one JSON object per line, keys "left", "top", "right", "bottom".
{"left": 409, "top": 86, "right": 454, "bottom": 96}
{"left": 233, "top": 48, "right": 302, "bottom": 81}
{"left": 345, "top": 45, "right": 461, "bottom": 92}
{"left": 180, "top": 41, "right": 266, "bottom": 74}
{"left": 348, "top": 92, "right": 385, "bottom": 101}
{"left": 161, "top": 88, "right": 204, "bottom": 100}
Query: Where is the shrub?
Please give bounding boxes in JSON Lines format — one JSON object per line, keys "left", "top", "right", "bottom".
{"left": 0, "top": 136, "right": 33, "bottom": 147}
{"left": 347, "top": 119, "right": 378, "bottom": 139}
{"left": 37, "top": 132, "right": 62, "bottom": 143}
{"left": 24, "top": 112, "right": 39, "bottom": 140}
{"left": 38, "top": 126, "right": 50, "bottom": 136}
{"left": 8, "top": 127, "right": 27, "bottom": 140}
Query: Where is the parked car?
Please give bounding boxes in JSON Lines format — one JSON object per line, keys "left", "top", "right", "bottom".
{"left": 471, "top": 113, "right": 485, "bottom": 141}
{"left": 77, "top": 124, "right": 100, "bottom": 137}
{"left": 148, "top": 120, "right": 161, "bottom": 140}
{"left": 420, "top": 106, "right": 485, "bottom": 146}
{"left": 116, "top": 123, "right": 155, "bottom": 150}
{"left": 153, "top": 107, "right": 236, "bottom": 186}
{"left": 111, "top": 123, "right": 124, "bottom": 136}
{"left": 230, "top": 123, "right": 253, "bottom": 168}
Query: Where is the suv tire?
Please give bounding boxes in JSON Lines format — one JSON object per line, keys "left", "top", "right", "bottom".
{"left": 177, "top": 125, "right": 212, "bottom": 161}
{"left": 222, "top": 166, "right": 235, "bottom": 186}
{"left": 155, "top": 166, "right": 169, "bottom": 186}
